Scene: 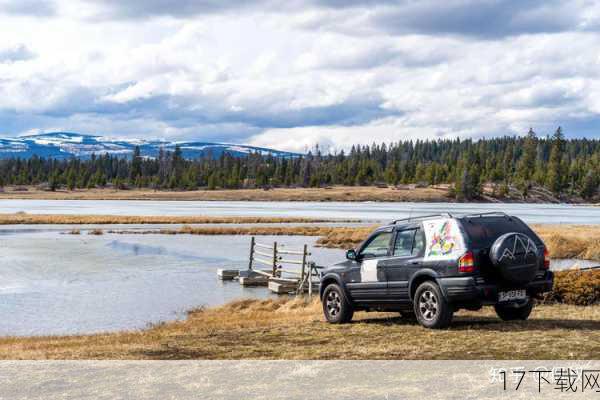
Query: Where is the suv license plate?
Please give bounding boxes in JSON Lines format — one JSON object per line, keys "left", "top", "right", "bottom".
{"left": 498, "top": 289, "right": 527, "bottom": 302}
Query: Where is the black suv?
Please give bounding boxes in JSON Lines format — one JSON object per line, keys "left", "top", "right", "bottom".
{"left": 319, "top": 212, "right": 553, "bottom": 329}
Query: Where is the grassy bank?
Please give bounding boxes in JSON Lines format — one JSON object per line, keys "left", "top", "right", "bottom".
{"left": 0, "top": 185, "right": 452, "bottom": 202}
{"left": 534, "top": 224, "right": 600, "bottom": 261}
{"left": 1, "top": 298, "right": 598, "bottom": 359}
{"left": 0, "top": 213, "right": 343, "bottom": 225}
{"left": 107, "top": 225, "right": 339, "bottom": 237}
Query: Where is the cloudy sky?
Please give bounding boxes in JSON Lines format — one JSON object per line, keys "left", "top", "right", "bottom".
{"left": 0, "top": 0, "right": 599, "bottom": 152}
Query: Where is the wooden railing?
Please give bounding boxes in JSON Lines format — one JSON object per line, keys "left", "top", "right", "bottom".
{"left": 247, "top": 236, "right": 320, "bottom": 295}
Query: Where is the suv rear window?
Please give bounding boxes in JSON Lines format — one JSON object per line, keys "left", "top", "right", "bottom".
{"left": 459, "top": 216, "right": 542, "bottom": 248}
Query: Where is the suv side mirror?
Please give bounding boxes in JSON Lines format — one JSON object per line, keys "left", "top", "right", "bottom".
{"left": 346, "top": 249, "right": 357, "bottom": 261}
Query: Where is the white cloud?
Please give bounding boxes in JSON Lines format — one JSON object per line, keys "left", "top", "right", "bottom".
{"left": 0, "top": 0, "right": 599, "bottom": 152}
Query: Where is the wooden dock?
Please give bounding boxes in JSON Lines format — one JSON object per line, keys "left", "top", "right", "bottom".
{"left": 216, "top": 237, "right": 323, "bottom": 296}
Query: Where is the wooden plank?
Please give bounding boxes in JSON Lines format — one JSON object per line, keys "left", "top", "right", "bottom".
{"left": 217, "top": 269, "right": 239, "bottom": 280}
{"left": 239, "top": 275, "right": 269, "bottom": 286}
{"left": 277, "top": 249, "right": 305, "bottom": 256}
{"left": 254, "top": 250, "right": 274, "bottom": 258}
{"left": 253, "top": 257, "right": 273, "bottom": 266}
{"left": 253, "top": 269, "right": 274, "bottom": 277}
{"left": 268, "top": 280, "right": 298, "bottom": 294}
{"left": 278, "top": 258, "right": 304, "bottom": 265}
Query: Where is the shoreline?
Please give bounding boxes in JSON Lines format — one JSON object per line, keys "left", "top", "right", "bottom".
{"left": 0, "top": 185, "right": 596, "bottom": 204}
{"left": 1, "top": 298, "right": 598, "bottom": 359}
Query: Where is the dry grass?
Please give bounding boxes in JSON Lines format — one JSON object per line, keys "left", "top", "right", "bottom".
{"left": 543, "top": 269, "right": 600, "bottom": 305}
{"left": 315, "top": 226, "right": 374, "bottom": 248}
{"left": 0, "top": 213, "right": 345, "bottom": 225}
{"left": 108, "top": 225, "right": 351, "bottom": 238}
{"left": 0, "top": 185, "right": 452, "bottom": 202}
{"left": 533, "top": 224, "right": 600, "bottom": 261}
{"left": 1, "top": 298, "right": 598, "bottom": 360}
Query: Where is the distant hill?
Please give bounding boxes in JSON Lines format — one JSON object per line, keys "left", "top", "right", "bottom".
{"left": 0, "top": 132, "right": 299, "bottom": 160}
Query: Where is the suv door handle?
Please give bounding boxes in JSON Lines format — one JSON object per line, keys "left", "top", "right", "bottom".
{"left": 410, "top": 261, "right": 420, "bottom": 265}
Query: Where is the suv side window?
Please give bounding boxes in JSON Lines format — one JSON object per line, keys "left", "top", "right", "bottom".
{"left": 412, "top": 228, "right": 425, "bottom": 256}
{"left": 393, "top": 229, "right": 415, "bottom": 257}
{"left": 359, "top": 231, "right": 393, "bottom": 259}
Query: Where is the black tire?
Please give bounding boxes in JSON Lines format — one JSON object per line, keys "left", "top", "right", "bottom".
{"left": 494, "top": 299, "right": 534, "bottom": 321}
{"left": 489, "top": 232, "right": 540, "bottom": 284}
{"left": 322, "top": 284, "right": 354, "bottom": 324}
{"left": 413, "top": 281, "right": 453, "bottom": 329}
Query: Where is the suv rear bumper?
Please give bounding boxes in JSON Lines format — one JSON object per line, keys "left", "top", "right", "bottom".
{"left": 438, "top": 271, "right": 553, "bottom": 304}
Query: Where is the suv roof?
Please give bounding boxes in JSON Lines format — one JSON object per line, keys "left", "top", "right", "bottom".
{"left": 383, "top": 212, "right": 542, "bottom": 247}
{"left": 389, "top": 211, "right": 510, "bottom": 226}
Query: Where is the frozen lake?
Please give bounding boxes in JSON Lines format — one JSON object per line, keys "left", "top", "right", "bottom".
{"left": 0, "top": 229, "right": 343, "bottom": 336}
{"left": 1, "top": 199, "right": 600, "bottom": 224}
{"left": 0, "top": 199, "right": 599, "bottom": 336}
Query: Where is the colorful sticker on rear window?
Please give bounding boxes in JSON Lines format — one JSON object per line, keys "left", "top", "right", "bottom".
{"left": 423, "top": 218, "right": 465, "bottom": 260}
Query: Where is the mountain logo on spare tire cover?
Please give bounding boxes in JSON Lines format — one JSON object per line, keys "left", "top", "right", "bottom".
{"left": 490, "top": 232, "right": 539, "bottom": 283}
{"left": 497, "top": 234, "right": 537, "bottom": 261}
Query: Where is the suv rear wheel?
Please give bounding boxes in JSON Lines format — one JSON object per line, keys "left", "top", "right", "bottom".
{"left": 322, "top": 284, "right": 354, "bottom": 324}
{"left": 494, "top": 299, "right": 533, "bottom": 321}
{"left": 414, "top": 281, "right": 453, "bottom": 329}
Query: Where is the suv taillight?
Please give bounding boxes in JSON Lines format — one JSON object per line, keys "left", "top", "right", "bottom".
{"left": 458, "top": 251, "right": 475, "bottom": 273}
{"left": 543, "top": 248, "right": 550, "bottom": 270}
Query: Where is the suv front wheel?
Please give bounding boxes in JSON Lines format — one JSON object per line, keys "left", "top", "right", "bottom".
{"left": 414, "top": 281, "right": 453, "bottom": 329}
{"left": 322, "top": 284, "right": 354, "bottom": 324}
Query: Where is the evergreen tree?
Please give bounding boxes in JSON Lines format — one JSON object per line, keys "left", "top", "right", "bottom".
{"left": 130, "top": 146, "right": 142, "bottom": 182}
{"left": 580, "top": 170, "right": 598, "bottom": 199}
{"left": 49, "top": 170, "right": 60, "bottom": 191}
{"left": 207, "top": 171, "right": 217, "bottom": 190}
{"left": 66, "top": 168, "right": 76, "bottom": 190}
{"left": 546, "top": 127, "right": 566, "bottom": 194}
{"left": 171, "top": 145, "right": 184, "bottom": 188}
{"left": 517, "top": 128, "right": 537, "bottom": 184}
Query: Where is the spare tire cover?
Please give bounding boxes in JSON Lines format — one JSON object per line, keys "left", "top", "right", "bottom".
{"left": 490, "top": 232, "right": 540, "bottom": 284}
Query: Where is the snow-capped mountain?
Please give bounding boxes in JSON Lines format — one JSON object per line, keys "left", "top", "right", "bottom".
{"left": 0, "top": 132, "right": 299, "bottom": 160}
